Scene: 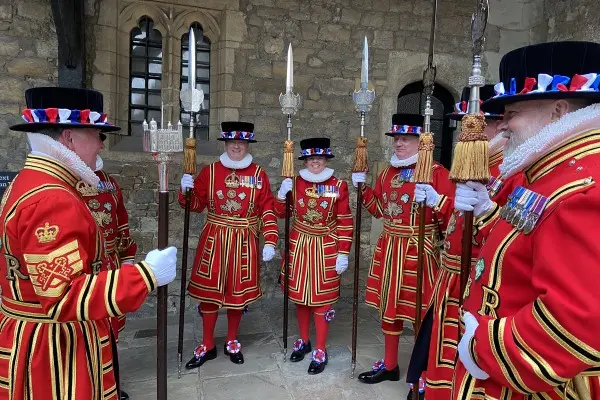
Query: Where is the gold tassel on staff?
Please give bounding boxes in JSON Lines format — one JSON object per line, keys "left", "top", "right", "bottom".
{"left": 449, "top": 114, "right": 489, "bottom": 183}
{"left": 183, "top": 137, "right": 197, "bottom": 175}
{"left": 413, "top": 130, "right": 434, "bottom": 183}
{"left": 282, "top": 139, "right": 295, "bottom": 179}
{"left": 352, "top": 136, "right": 369, "bottom": 173}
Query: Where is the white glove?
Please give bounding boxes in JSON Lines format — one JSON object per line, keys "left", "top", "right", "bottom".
{"left": 454, "top": 181, "right": 493, "bottom": 217}
{"left": 458, "top": 311, "right": 490, "bottom": 380}
{"left": 414, "top": 184, "right": 440, "bottom": 208}
{"left": 144, "top": 246, "right": 178, "bottom": 287}
{"left": 277, "top": 178, "right": 293, "bottom": 200}
{"left": 335, "top": 254, "right": 349, "bottom": 275}
{"left": 351, "top": 172, "right": 366, "bottom": 188}
{"left": 181, "top": 174, "right": 194, "bottom": 192}
{"left": 262, "top": 244, "right": 276, "bottom": 262}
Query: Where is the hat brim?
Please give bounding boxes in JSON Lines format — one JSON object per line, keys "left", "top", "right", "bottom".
{"left": 445, "top": 112, "right": 503, "bottom": 121}
{"left": 385, "top": 132, "right": 420, "bottom": 137}
{"left": 217, "top": 137, "right": 257, "bottom": 143}
{"left": 298, "top": 154, "right": 334, "bottom": 160}
{"left": 10, "top": 121, "right": 121, "bottom": 134}
{"left": 481, "top": 91, "right": 600, "bottom": 114}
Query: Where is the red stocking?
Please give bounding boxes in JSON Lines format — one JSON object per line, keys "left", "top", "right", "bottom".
{"left": 296, "top": 304, "right": 311, "bottom": 342}
{"left": 226, "top": 308, "right": 243, "bottom": 342}
{"left": 312, "top": 305, "right": 331, "bottom": 351}
{"left": 382, "top": 319, "right": 403, "bottom": 370}
{"left": 199, "top": 302, "right": 219, "bottom": 349}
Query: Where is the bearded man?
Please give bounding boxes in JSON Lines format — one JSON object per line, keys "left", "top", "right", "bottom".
{"left": 451, "top": 41, "right": 600, "bottom": 399}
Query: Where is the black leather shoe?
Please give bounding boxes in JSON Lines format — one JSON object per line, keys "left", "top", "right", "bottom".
{"left": 307, "top": 349, "right": 328, "bottom": 375}
{"left": 224, "top": 342, "right": 245, "bottom": 364}
{"left": 357, "top": 365, "right": 400, "bottom": 384}
{"left": 120, "top": 390, "right": 129, "bottom": 400}
{"left": 185, "top": 345, "right": 217, "bottom": 370}
{"left": 406, "top": 388, "right": 425, "bottom": 400}
{"left": 290, "top": 339, "right": 312, "bottom": 362}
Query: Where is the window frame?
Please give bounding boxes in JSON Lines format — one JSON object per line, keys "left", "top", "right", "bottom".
{"left": 128, "top": 16, "right": 163, "bottom": 138}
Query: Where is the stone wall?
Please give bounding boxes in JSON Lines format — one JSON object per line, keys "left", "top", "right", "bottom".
{"left": 0, "top": 0, "right": 560, "bottom": 319}
{"left": 485, "top": 0, "right": 546, "bottom": 81}
{"left": 545, "top": 0, "right": 600, "bottom": 42}
{"left": 0, "top": 0, "right": 57, "bottom": 170}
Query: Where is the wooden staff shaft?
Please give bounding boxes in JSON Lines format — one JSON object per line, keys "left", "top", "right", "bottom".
{"left": 351, "top": 184, "right": 362, "bottom": 372}
{"left": 157, "top": 191, "right": 169, "bottom": 400}
{"left": 283, "top": 191, "right": 292, "bottom": 352}
{"left": 177, "top": 189, "right": 191, "bottom": 377}
{"left": 412, "top": 202, "right": 427, "bottom": 400}
{"left": 458, "top": 210, "right": 474, "bottom": 342}
{"left": 415, "top": 203, "right": 426, "bottom": 335}
{"left": 178, "top": 135, "right": 196, "bottom": 377}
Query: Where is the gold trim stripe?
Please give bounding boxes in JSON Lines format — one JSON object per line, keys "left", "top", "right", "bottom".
{"left": 25, "top": 155, "right": 80, "bottom": 187}
{"left": 526, "top": 130, "right": 600, "bottom": 182}
{"left": 489, "top": 318, "right": 532, "bottom": 393}
{"left": 512, "top": 319, "right": 566, "bottom": 386}
{"left": 533, "top": 299, "right": 600, "bottom": 365}
{"left": 136, "top": 261, "right": 157, "bottom": 293}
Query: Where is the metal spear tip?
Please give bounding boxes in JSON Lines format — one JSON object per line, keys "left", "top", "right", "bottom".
{"left": 360, "top": 36, "right": 369, "bottom": 90}
{"left": 285, "top": 43, "right": 294, "bottom": 94}
{"left": 188, "top": 27, "right": 196, "bottom": 90}
{"left": 470, "top": 0, "right": 489, "bottom": 55}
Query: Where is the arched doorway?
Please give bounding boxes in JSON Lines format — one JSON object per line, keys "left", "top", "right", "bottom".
{"left": 397, "top": 82, "right": 455, "bottom": 169}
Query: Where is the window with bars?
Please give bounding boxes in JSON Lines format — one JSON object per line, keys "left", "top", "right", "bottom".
{"left": 129, "top": 17, "right": 163, "bottom": 137}
{"left": 397, "top": 82, "right": 455, "bottom": 168}
{"left": 180, "top": 23, "right": 211, "bottom": 141}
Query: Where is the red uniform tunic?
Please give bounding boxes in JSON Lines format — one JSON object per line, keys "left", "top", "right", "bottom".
{"left": 179, "top": 161, "right": 278, "bottom": 309}
{"left": 424, "top": 151, "right": 527, "bottom": 398}
{"left": 362, "top": 162, "right": 454, "bottom": 328}
{"left": 452, "top": 131, "right": 600, "bottom": 399}
{"left": 274, "top": 175, "right": 353, "bottom": 306}
{"left": 0, "top": 155, "right": 157, "bottom": 400}
{"left": 86, "top": 170, "right": 138, "bottom": 338}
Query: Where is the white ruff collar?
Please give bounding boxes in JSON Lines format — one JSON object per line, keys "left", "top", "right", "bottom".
{"left": 27, "top": 132, "right": 100, "bottom": 187}
{"left": 94, "top": 155, "right": 104, "bottom": 172}
{"left": 220, "top": 152, "right": 253, "bottom": 169}
{"left": 390, "top": 153, "right": 418, "bottom": 168}
{"left": 299, "top": 167, "right": 334, "bottom": 183}
{"left": 500, "top": 104, "right": 600, "bottom": 178}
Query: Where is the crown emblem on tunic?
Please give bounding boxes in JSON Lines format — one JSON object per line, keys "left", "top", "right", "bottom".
{"left": 224, "top": 172, "right": 240, "bottom": 188}
{"left": 35, "top": 222, "right": 59, "bottom": 243}
{"left": 76, "top": 180, "right": 99, "bottom": 196}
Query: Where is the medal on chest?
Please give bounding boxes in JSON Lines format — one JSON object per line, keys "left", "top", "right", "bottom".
{"left": 390, "top": 169, "right": 414, "bottom": 189}
{"left": 500, "top": 186, "right": 548, "bottom": 234}
{"left": 221, "top": 171, "right": 260, "bottom": 214}
{"left": 486, "top": 175, "right": 504, "bottom": 198}
{"left": 305, "top": 184, "right": 339, "bottom": 199}
{"left": 301, "top": 184, "right": 337, "bottom": 223}
{"left": 225, "top": 171, "right": 263, "bottom": 189}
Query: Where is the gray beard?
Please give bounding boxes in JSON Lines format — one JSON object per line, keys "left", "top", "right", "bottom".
{"left": 501, "top": 119, "right": 546, "bottom": 159}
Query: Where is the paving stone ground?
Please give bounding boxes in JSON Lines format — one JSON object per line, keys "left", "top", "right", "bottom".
{"left": 118, "top": 299, "right": 416, "bottom": 400}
